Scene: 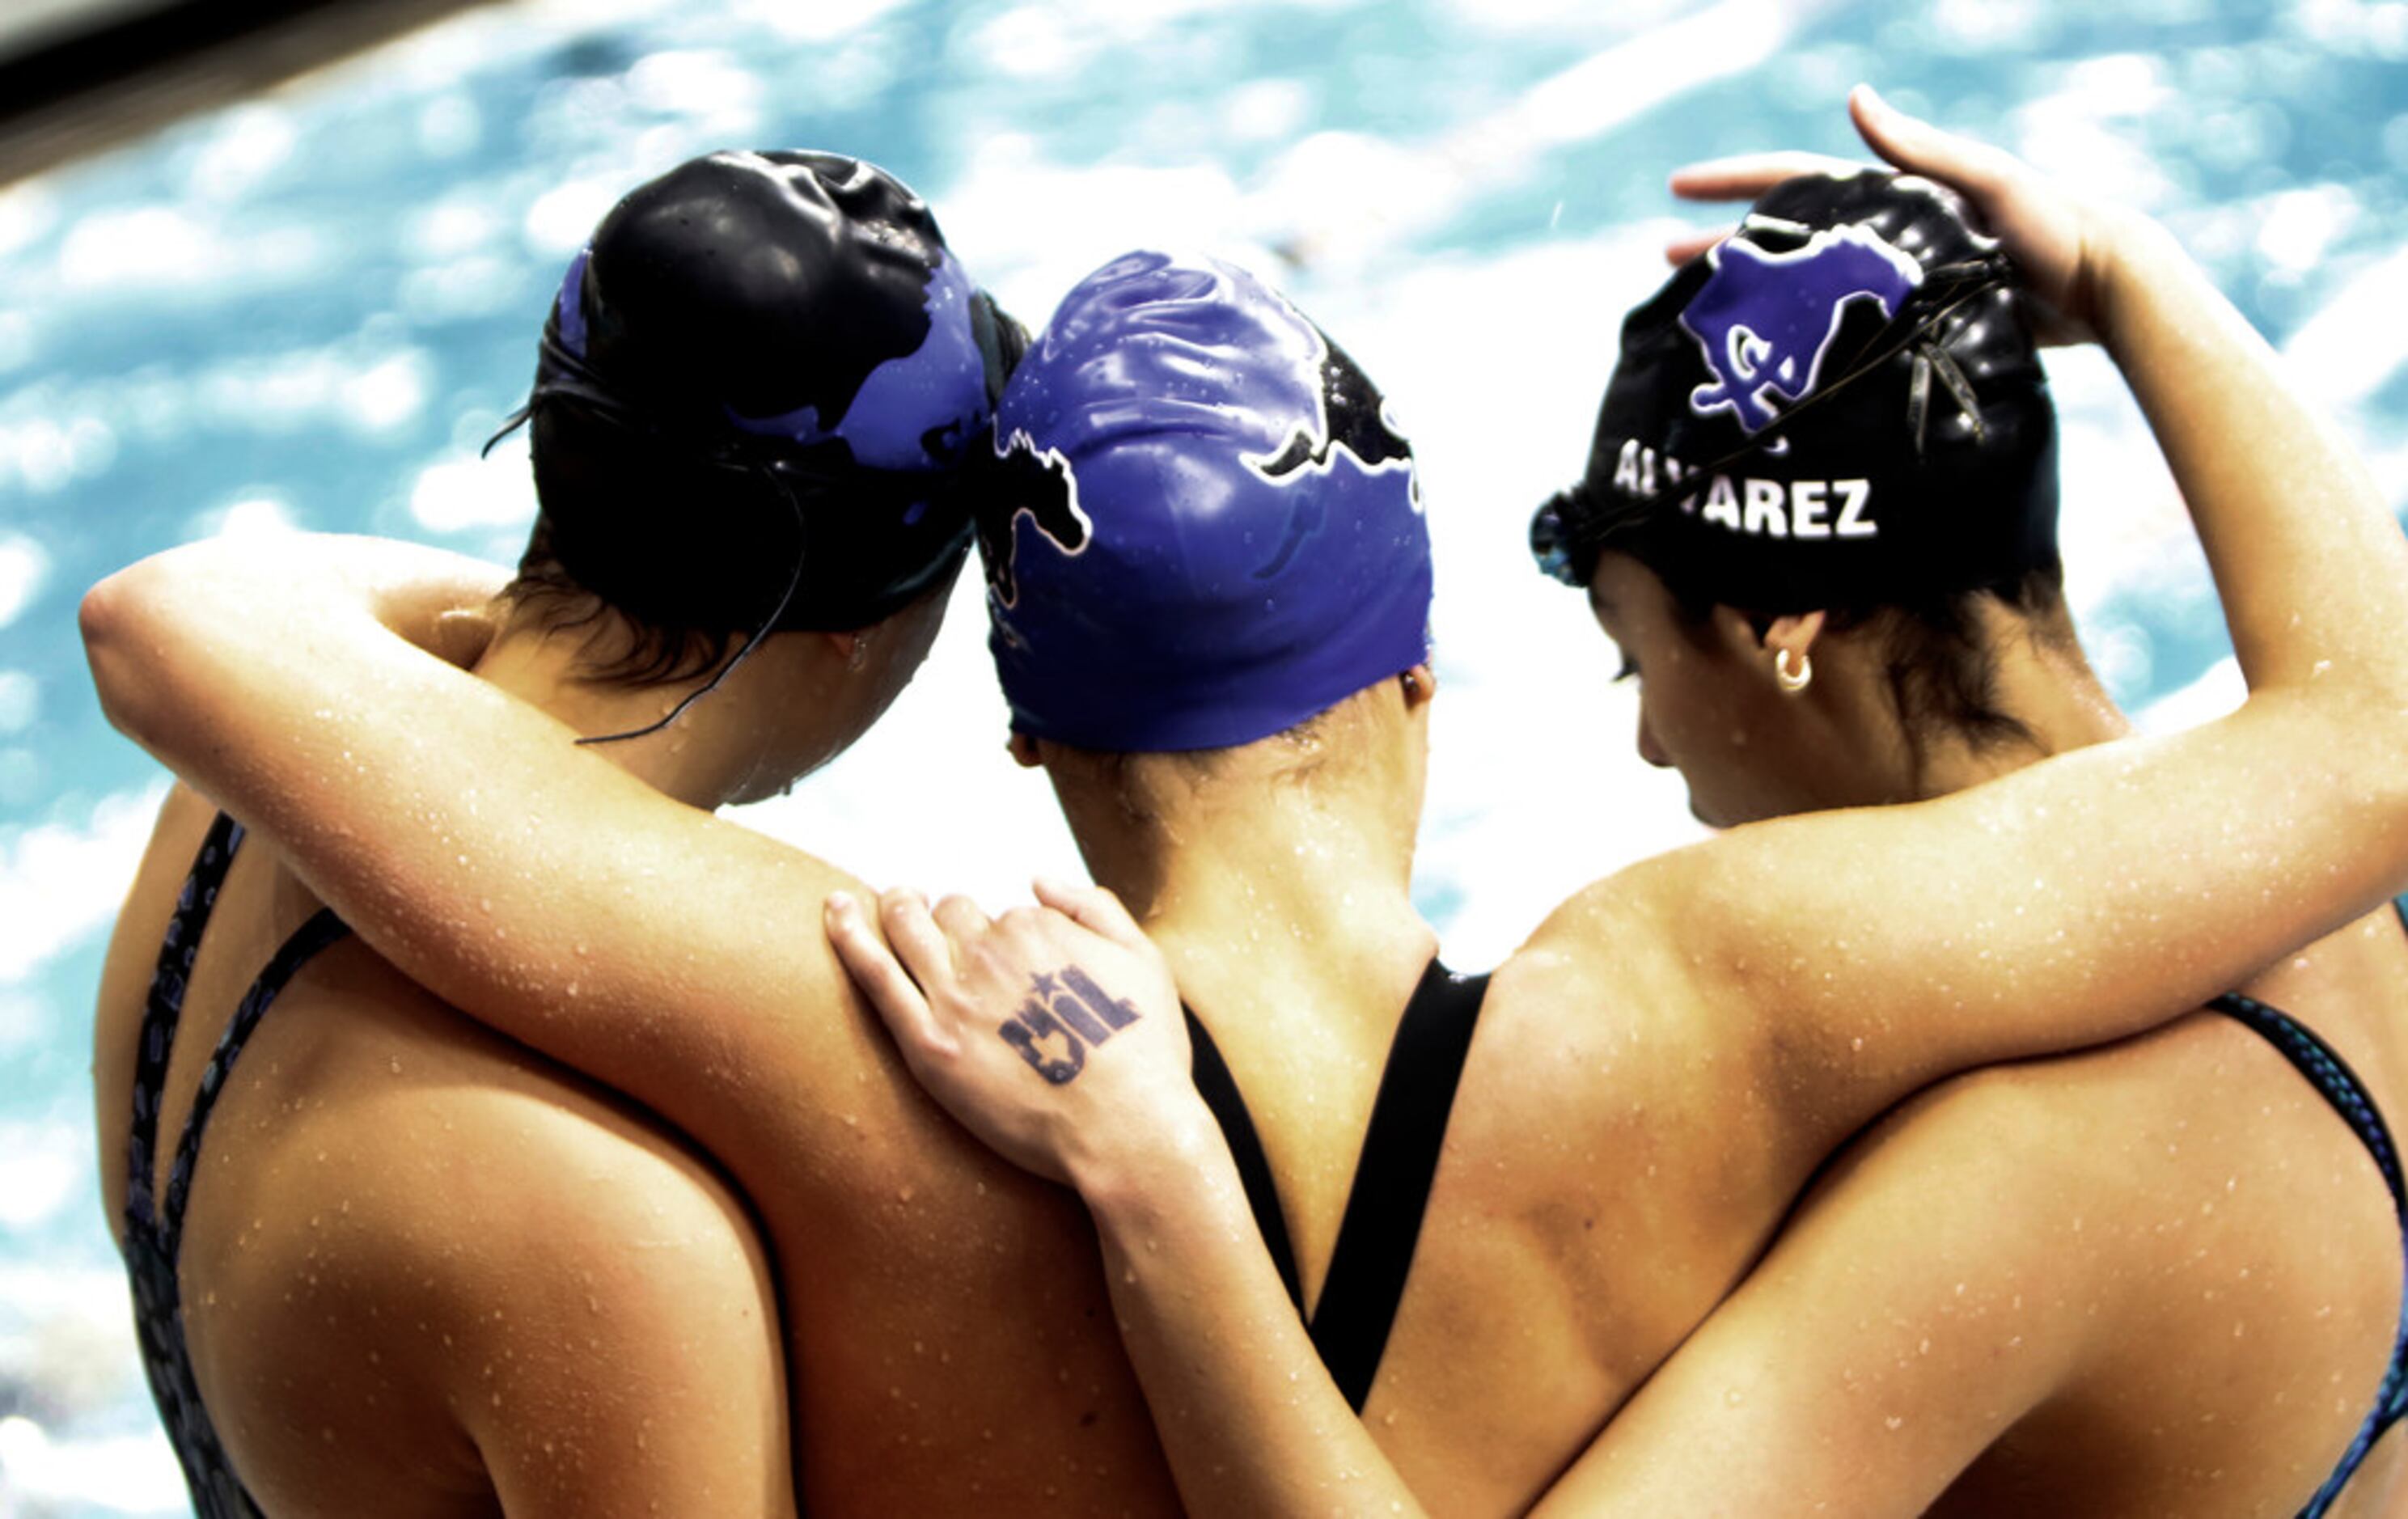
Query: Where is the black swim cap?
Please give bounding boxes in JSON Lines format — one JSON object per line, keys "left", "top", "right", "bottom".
{"left": 1531, "top": 170, "right": 2058, "bottom": 611}
{"left": 505, "top": 150, "right": 1022, "bottom": 637}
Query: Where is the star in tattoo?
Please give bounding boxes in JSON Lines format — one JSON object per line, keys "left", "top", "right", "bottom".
{"left": 1029, "top": 971, "right": 1060, "bottom": 999}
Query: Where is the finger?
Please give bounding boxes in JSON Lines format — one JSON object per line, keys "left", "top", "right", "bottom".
{"left": 1663, "top": 226, "right": 1729, "bottom": 265}
{"left": 1033, "top": 876, "right": 1149, "bottom": 950}
{"left": 931, "top": 892, "right": 992, "bottom": 949}
{"left": 1667, "top": 151, "right": 1866, "bottom": 202}
{"left": 1848, "top": 84, "right": 2018, "bottom": 197}
{"left": 825, "top": 892, "right": 949, "bottom": 1052}
{"left": 879, "top": 886, "right": 963, "bottom": 992}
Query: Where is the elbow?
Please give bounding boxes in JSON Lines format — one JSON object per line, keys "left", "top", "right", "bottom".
{"left": 80, "top": 562, "right": 176, "bottom": 746}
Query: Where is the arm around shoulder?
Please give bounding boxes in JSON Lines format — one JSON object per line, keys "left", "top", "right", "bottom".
{"left": 1628, "top": 151, "right": 2408, "bottom": 1149}
{"left": 83, "top": 533, "right": 507, "bottom": 760}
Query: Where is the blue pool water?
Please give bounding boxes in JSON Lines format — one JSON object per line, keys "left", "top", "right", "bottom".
{"left": 2, "top": 0, "right": 2404, "bottom": 1510}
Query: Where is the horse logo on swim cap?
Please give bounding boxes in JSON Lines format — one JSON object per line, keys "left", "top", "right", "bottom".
{"left": 979, "top": 250, "right": 1431, "bottom": 753}
{"left": 1532, "top": 169, "right": 2057, "bottom": 610}
{"left": 1681, "top": 221, "right": 1923, "bottom": 434}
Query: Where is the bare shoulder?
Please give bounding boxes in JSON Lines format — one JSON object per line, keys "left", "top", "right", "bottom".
{"left": 1796, "top": 1018, "right": 2402, "bottom": 1391}
{"left": 1821, "top": 1021, "right": 2405, "bottom": 1512}
{"left": 1488, "top": 850, "right": 1785, "bottom": 1167}
{"left": 417, "top": 1076, "right": 791, "bottom": 1515}
{"left": 186, "top": 1009, "right": 791, "bottom": 1516}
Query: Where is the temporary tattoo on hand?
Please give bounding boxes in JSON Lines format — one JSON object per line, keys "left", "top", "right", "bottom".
{"left": 997, "top": 963, "right": 1145, "bottom": 1085}
{"left": 998, "top": 1002, "right": 1085, "bottom": 1085}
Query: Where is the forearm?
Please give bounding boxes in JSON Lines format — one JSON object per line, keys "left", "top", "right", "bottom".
{"left": 84, "top": 533, "right": 506, "bottom": 764}
{"left": 2097, "top": 217, "right": 2408, "bottom": 705}
{"left": 78, "top": 531, "right": 861, "bottom": 1170}
{"left": 1074, "top": 1128, "right": 1428, "bottom": 1519}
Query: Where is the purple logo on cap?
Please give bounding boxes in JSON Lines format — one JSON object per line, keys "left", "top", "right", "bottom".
{"left": 1679, "top": 222, "right": 1922, "bottom": 434}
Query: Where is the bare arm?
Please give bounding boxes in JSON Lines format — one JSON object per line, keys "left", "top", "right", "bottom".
{"left": 457, "top": 1118, "right": 797, "bottom": 1518}
{"left": 79, "top": 531, "right": 880, "bottom": 1174}
{"left": 1530, "top": 1087, "right": 2083, "bottom": 1517}
{"left": 835, "top": 98, "right": 2408, "bottom": 1517}
{"left": 827, "top": 883, "right": 1430, "bottom": 1519}
{"left": 1548, "top": 89, "right": 2408, "bottom": 1157}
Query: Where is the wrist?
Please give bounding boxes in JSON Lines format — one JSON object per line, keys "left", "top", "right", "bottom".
{"left": 2086, "top": 209, "right": 2185, "bottom": 354}
{"left": 1066, "top": 1098, "right": 1241, "bottom": 1228}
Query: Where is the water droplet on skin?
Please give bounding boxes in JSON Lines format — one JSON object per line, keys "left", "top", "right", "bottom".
{"left": 1885, "top": 1415, "right": 1904, "bottom": 1431}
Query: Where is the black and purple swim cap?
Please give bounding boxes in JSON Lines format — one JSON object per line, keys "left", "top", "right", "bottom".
{"left": 978, "top": 251, "right": 1430, "bottom": 753}
{"left": 513, "top": 150, "right": 1021, "bottom": 633}
{"left": 1531, "top": 169, "right": 2059, "bottom": 611}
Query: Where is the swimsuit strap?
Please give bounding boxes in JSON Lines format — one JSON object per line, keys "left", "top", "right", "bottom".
{"left": 159, "top": 908, "right": 353, "bottom": 1254}
{"left": 2208, "top": 991, "right": 2408, "bottom": 1519}
{"left": 1185, "top": 958, "right": 1491, "bottom": 1411}
{"left": 119, "top": 812, "right": 349, "bottom": 1519}
{"left": 1308, "top": 958, "right": 1488, "bottom": 1411}
{"left": 127, "top": 813, "right": 246, "bottom": 1233}
{"left": 1187, "top": 1008, "right": 1307, "bottom": 1312}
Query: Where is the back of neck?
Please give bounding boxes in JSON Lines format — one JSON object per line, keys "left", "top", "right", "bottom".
{"left": 1056, "top": 757, "right": 1436, "bottom": 1029}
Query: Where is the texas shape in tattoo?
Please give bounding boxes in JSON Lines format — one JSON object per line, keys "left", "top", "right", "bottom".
{"left": 998, "top": 1001, "right": 1086, "bottom": 1085}
{"left": 996, "top": 963, "right": 1145, "bottom": 1085}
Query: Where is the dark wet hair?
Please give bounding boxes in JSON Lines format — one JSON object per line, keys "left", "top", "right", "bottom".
{"left": 1651, "top": 556, "right": 2067, "bottom": 768}
{"left": 493, "top": 150, "right": 1025, "bottom": 705}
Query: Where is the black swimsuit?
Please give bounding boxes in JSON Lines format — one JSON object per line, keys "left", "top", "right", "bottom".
{"left": 1186, "top": 956, "right": 1489, "bottom": 1411}
{"left": 1189, "top": 928, "right": 2408, "bottom": 1514}
{"left": 119, "top": 815, "right": 351, "bottom": 1518}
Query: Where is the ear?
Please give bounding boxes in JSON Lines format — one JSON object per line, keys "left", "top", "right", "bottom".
{"left": 1399, "top": 662, "right": 1437, "bottom": 711}
{"left": 433, "top": 607, "right": 498, "bottom": 670}
{"left": 1763, "top": 611, "right": 1827, "bottom": 665}
{"left": 1006, "top": 730, "right": 1043, "bottom": 768}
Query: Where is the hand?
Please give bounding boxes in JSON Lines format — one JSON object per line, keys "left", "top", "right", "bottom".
{"left": 825, "top": 878, "right": 1204, "bottom": 1192}
{"left": 1663, "top": 85, "right": 2137, "bottom": 345}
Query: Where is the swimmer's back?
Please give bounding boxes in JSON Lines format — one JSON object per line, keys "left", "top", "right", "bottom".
{"left": 1911, "top": 911, "right": 2408, "bottom": 1517}
{"left": 1361, "top": 893, "right": 2408, "bottom": 1517}
{"left": 93, "top": 785, "right": 793, "bottom": 1517}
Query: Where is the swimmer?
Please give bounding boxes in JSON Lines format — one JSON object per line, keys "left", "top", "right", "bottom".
{"left": 88, "top": 112, "right": 2408, "bottom": 1519}
{"left": 822, "top": 101, "right": 2408, "bottom": 1517}
{"left": 85, "top": 149, "right": 1014, "bottom": 1516}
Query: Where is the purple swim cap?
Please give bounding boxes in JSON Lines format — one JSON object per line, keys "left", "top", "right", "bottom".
{"left": 978, "top": 251, "right": 1431, "bottom": 753}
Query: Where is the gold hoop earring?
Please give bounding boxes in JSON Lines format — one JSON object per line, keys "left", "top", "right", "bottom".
{"left": 1774, "top": 647, "right": 1812, "bottom": 694}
